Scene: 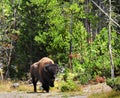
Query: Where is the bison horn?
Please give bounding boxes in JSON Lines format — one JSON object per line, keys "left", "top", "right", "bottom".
{"left": 44, "top": 64, "right": 50, "bottom": 72}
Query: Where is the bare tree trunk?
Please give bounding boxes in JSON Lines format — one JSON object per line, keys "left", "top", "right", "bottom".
{"left": 5, "top": 0, "right": 17, "bottom": 79}
{"left": 91, "top": 0, "right": 120, "bottom": 29}
{"left": 91, "top": 0, "right": 116, "bottom": 78}
{"left": 5, "top": 42, "right": 13, "bottom": 79}
{"left": 109, "top": 0, "right": 114, "bottom": 78}
{"left": 84, "top": 0, "right": 90, "bottom": 34}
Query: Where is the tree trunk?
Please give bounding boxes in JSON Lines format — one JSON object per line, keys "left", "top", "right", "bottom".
{"left": 84, "top": 0, "right": 90, "bottom": 34}
{"left": 5, "top": 42, "right": 13, "bottom": 79}
{"left": 109, "top": 0, "right": 114, "bottom": 78}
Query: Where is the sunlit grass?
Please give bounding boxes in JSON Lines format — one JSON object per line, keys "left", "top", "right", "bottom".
{"left": 88, "top": 90, "right": 120, "bottom": 98}
{"left": 0, "top": 80, "right": 63, "bottom": 93}
{"left": 16, "top": 84, "right": 33, "bottom": 92}
{"left": 0, "top": 80, "right": 33, "bottom": 92}
{"left": 0, "top": 81, "right": 12, "bottom": 92}
{"left": 0, "top": 80, "right": 82, "bottom": 93}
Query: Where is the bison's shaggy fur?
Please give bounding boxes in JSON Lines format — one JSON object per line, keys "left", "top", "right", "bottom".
{"left": 30, "top": 57, "right": 58, "bottom": 92}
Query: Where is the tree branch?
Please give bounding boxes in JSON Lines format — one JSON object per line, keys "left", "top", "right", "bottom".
{"left": 91, "top": 0, "right": 120, "bottom": 34}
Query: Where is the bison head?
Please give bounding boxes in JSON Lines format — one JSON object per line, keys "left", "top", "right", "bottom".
{"left": 44, "top": 64, "right": 59, "bottom": 87}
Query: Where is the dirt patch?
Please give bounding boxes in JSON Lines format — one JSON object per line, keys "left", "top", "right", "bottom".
{"left": 0, "top": 92, "right": 87, "bottom": 98}
{"left": 82, "top": 83, "right": 112, "bottom": 95}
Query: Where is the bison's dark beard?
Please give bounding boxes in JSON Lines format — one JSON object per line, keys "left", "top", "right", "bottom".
{"left": 49, "top": 79, "right": 55, "bottom": 87}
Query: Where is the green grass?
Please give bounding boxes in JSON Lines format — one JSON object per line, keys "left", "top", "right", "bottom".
{"left": 88, "top": 90, "right": 120, "bottom": 98}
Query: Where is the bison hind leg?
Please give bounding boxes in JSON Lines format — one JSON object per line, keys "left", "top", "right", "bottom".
{"left": 32, "top": 77, "right": 38, "bottom": 92}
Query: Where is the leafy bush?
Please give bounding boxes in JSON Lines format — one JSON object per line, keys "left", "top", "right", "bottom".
{"left": 115, "top": 64, "right": 120, "bottom": 76}
{"left": 78, "top": 73, "right": 92, "bottom": 84}
{"left": 60, "top": 80, "right": 80, "bottom": 92}
{"left": 106, "top": 77, "right": 120, "bottom": 91}
{"left": 62, "top": 68, "right": 78, "bottom": 81}
{"left": 60, "top": 69, "right": 81, "bottom": 92}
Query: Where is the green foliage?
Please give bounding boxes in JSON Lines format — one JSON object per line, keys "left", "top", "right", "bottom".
{"left": 33, "top": 0, "right": 70, "bottom": 62}
{"left": 0, "top": 0, "right": 21, "bottom": 78}
{"left": 85, "top": 28, "right": 112, "bottom": 77}
{"left": 60, "top": 80, "right": 79, "bottom": 92}
{"left": 62, "top": 68, "right": 74, "bottom": 81}
{"left": 0, "top": 0, "right": 120, "bottom": 81}
{"left": 72, "top": 59, "right": 92, "bottom": 84}
{"left": 58, "top": 69, "right": 81, "bottom": 92}
{"left": 106, "top": 77, "right": 120, "bottom": 91}
{"left": 70, "top": 3, "right": 80, "bottom": 13}
{"left": 72, "top": 21, "right": 88, "bottom": 59}
{"left": 72, "top": 59, "right": 84, "bottom": 73}
{"left": 79, "top": 73, "right": 92, "bottom": 84}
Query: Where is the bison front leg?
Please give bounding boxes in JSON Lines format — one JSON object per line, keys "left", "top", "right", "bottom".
{"left": 32, "top": 77, "right": 38, "bottom": 92}
{"left": 42, "top": 82, "right": 49, "bottom": 93}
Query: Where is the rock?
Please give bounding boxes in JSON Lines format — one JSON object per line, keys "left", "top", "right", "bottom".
{"left": 11, "top": 83, "right": 19, "bottom": 88}
{"left": 39, "top": 86, "right": 43, "bottom": 90}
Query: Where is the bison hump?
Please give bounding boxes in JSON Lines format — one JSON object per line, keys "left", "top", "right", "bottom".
{"left": 39, "top": 57, "right": 54, "bottom": 68}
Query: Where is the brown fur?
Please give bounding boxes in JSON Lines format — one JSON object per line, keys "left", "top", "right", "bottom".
{"left": 38, "top": 57, "right": 54, "bottom": 81}
{"left": 30, "top": 57, "right": 55, "bottom": 92}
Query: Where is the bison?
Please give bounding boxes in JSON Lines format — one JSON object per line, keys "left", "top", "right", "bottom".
{"left": 30, "top": 57, "right": 59, "bottom": 92}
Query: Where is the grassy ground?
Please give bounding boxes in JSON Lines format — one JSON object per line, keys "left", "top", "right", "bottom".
{"left": 0, "top": 80, "right": 69, "bottom": 92}
{"left": 88, "top": 90, "right": 120, "bottom": 98}
{"left": 0, "top": 80, "right": 86, "bottom": 98}
{"left": 0, "top": 80, "right": 33, "bottom": 92}
{"left": 0, "top": 80, "right": 120, "bottom": 98}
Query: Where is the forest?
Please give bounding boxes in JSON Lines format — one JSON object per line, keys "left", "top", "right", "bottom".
{"left": 0, "top": 0, "right": 120, "bottom": 93}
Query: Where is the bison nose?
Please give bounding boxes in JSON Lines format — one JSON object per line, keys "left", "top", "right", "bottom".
{"left": 51, "top": 84, "right": 54, "bottom": 87}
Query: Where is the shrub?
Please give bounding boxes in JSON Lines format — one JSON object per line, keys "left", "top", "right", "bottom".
{"left": 78, "top": 73, "right": 92, "bottom": 84}
{"left": 60, "top": 80, "right": 80, "bottom": 92}
{"left": 106, "top": 77, "right": 120, "bottom": 91}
